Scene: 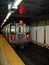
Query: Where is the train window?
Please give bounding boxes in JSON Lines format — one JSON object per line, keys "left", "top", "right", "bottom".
{"left": 11, "top": 28, "right": 15, "bottom": 32}
{"left": 19, "top": 26, "right": 23, "bottom": 33}
{"left": 24, "top": 27, "right": 26, "bottom": 32}
{"left": 11, "top": 26, "right": 16, "bottom": 33}
{"left": 26, "top": 26, "right": 30, "bottom": 33}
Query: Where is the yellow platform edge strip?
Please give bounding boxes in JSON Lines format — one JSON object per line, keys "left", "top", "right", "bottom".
{"left": 0, "top": 35, "right": 25, "bottom": 65}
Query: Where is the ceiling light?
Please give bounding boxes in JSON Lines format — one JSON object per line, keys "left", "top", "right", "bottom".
{"left": 1, "top": 11, "right": 14, "bottom": 27}
{"left": 1, "top": 0, "right": 23, "bottom": 27}
{"left": 12, "top": 0, "right": 22, "bottom": 9}
{"left": 8, "top": 2, "right": 12, "bottom": 10}
{"left": 4, "top": 19, "right": 6, "bottom": 23}
{"left": 6, "top": 12, "right": 12, "bottom": 19}
{"left": 1, "top": 23, "right": 4, "bottom": 27}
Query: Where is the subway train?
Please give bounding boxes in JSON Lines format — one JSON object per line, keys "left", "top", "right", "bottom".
{"left": 2, "top": 20, "right": 31, "bottom": 48}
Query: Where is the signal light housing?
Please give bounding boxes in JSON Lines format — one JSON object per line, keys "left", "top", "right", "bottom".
{"left": 18, "top": 6, "right": 24, "bottom": 15}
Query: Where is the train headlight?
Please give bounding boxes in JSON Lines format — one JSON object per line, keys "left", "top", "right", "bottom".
{"left": 10, "top": 34, "right": 16, "bottom": 41}
{"left": 26, "top": 33, "right": 30, "bottom": 40}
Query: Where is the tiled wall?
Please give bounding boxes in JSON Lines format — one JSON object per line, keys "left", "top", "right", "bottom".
{"left": 31, "top": 20, "right": 49, "bottom": 46}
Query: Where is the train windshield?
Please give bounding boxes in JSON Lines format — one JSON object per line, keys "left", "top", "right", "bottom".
{"left": 19, "top": 26, "right": 23, "bottom": 33}
{"left": 11, "top": 26, "right": 15, "bottom": 33}
{"left": 26, "top": 26, "right": 30, "bottom": 33}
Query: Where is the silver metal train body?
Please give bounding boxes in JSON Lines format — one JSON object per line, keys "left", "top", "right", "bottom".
{"left": 2, "top": 22, "right": 31, "bottom": 47}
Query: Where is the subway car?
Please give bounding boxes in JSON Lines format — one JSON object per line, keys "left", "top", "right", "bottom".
{"left": 2, "top": 20, "right": 31, "bottom": 48}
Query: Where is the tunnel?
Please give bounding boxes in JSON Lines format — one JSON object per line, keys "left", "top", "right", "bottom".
{"left": 0, "top": 0, "right": 49, "bottom": 65}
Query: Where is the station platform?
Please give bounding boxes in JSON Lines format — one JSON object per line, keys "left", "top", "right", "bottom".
{"left": 0, "top": 35, "right": 25, "bottom": 65}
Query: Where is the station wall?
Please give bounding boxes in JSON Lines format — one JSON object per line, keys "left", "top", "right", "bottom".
{"left": 45, "top": 20, "right": 49, "bottom": 45}
{"left": 31, "top": 20, "right": 49, "bottom": 46}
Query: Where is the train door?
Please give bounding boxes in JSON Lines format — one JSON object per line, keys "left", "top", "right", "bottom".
{"left": 17, "top": 24, "right": 30, "bottom": 42}
{"left": 17, "top": 24, "right": 24, "bottom": 41}
{"left": 9, "top": 23, "right": 16, "bottom": 43}
{"left": 17, "top": 24, "right": 26, "bottom": 48}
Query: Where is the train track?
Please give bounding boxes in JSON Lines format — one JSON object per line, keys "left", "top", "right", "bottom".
{"left": 12, "top": 43, "right": 49, "bottom": 65}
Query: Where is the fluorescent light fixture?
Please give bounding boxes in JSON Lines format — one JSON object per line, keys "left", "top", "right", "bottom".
{"left": 4, "top": 19, "right": 6, "bottom": 23}
{"left": 6, "top": 12, "right": 12, "bottom": 19}
{"left": 8, "top": 2, "right": 12, "bottom": 10}
{"left": 1, "top": 0, "right": 23, "bottom": 27}
{"left": 1, "top": 23, "right": 4, "bottom": 27}
{"left": 1, "top": 11, "right": 14, "bottom": 27}
{"left": 3, "top": 23, "right": 4, "bottom": 25}
{"left": 12, "top": 0, "right": 22, "bottom": 9}
{"left": 1, "top": 22, "right": 4, "bottom": 27}
{"left": 5, "top": 11, "right": 15, "bottom": 20}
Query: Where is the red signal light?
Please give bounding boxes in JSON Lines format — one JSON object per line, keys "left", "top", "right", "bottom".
{"left": 19, "top": 20, "right": 23, "bottom": 24}
{"left": 18, "top": 6, "right": 24, "bottom": 15}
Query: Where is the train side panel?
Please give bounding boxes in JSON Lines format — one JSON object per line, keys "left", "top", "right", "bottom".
{"left": 2, "top": 23, "right": 31, "bottom": 47}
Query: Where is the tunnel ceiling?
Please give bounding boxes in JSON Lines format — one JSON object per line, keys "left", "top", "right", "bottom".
{"left": 0, "top": 0, "right": 49, "bottom": 28}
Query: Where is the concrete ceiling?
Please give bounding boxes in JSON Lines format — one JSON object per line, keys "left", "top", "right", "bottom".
{"left": 0, "top": 0, "right": 49, "bottom": 28}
